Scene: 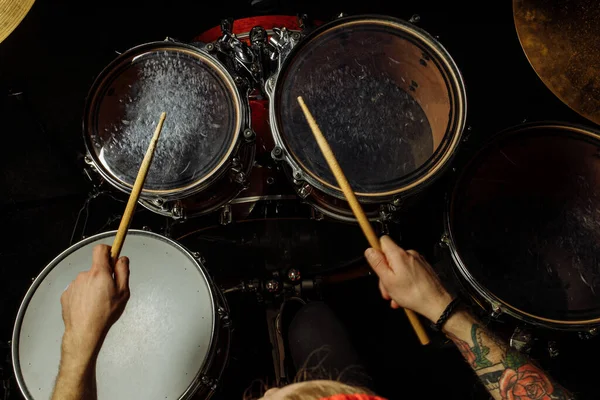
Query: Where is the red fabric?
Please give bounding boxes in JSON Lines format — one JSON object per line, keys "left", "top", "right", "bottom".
{"left": 320, "top": 395, "right": 388, "bottom": 400}
{"left": 194, "top": 15, "right": 303, "bottom": 43}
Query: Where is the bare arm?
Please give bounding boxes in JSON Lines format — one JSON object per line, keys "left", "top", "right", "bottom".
{"left": 364, "top": 236, "right": 574, "bottom": 400}
{"left": 52, "top": 245, "right": 130, "bottom": 400}
{"left": 443, "top": 310, "right": 572, "bottom": 399}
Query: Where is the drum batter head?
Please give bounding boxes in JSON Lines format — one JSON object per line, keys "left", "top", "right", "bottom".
{"left": 84, "top": 43, "right": 242, "bottom": 198}
{"left": 273, "top": 16, "right": 466, "bottom": 198}
{"left": 13, "top": 231, "right": 216, "bottom": 399}
{"left": 448, "top": 124, "right": 600, "bottom": 328}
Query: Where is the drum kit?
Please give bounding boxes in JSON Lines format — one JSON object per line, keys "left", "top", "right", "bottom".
{"left": 2, "top": 0, "right": 600, "bottom": 399}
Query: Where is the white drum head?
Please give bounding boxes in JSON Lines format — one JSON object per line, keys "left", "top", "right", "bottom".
{"left": 13, "top": 230, "right": 216, "bottom": 400}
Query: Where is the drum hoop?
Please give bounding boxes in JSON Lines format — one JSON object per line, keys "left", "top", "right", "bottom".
{"left": 444, "top": 122, "right": 600, "bottom": 330}
{"left": 12, "top": 230, "right": 219, "bottom": 400}
{"left": 268, "top": 15, "right": 467, "bottom": 201}
{"left": 83, "top": 41, "right": 247, "bottom": 200}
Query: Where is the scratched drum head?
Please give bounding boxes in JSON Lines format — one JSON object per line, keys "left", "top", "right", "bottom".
{"left": 13, "top": 231, "right": 216, "bottom": 399}
{"left": 84, "top": 42, "right": 243, "bottom": 199}
{"left": 272, "top": 16, "right": 466, "bottom": 198}
{"left": 447, "top": 124, "right": 600, "bottom": 329}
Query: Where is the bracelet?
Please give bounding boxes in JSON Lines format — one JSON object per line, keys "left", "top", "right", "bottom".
{"left": 431, "top": 297, "right": 461, "bottom": 331}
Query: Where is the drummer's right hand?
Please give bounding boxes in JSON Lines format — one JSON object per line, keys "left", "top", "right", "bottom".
{"left": 60, "top": 244, "right": 130, "bottom": 365}
{"left": 364, "top": 236, "right": 452, "bottom": 323}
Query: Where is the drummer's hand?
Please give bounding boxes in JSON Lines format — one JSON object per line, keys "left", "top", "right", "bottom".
{"left": 364, "top": 236, "right": 452, "bottom": 323}
{"left": 60, "top": 245, "right": 130, "bottom": 365}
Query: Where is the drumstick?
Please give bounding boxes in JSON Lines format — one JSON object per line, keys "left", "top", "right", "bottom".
{"left": 297, "top": 96, "right": 430, "bottom": 346}
{"left": 110, "top": 112, "right": 167, "bottom": 263}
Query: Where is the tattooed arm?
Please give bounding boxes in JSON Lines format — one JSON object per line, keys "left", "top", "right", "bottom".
{"left": 364, "top": 236, "right": 573, "bottom": 400}
{"left": 444, "top": 310, "right": 572, "bottom": 400}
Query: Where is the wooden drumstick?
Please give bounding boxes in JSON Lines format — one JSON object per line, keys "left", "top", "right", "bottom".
{"left": 110, "top": 112, "right": 167, "bottom": 263}
{"left": 297, "top": 96, "right": 430, "bottom": 346}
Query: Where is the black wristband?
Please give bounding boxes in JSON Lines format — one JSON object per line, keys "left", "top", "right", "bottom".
{"left": 432, "top": 297, "right": 461, "bottom": 331}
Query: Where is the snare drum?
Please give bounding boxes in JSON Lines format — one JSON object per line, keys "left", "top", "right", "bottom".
{"left": 13, "top": 230, "right": 230, "bottom": 399}
{"left": 268, "top": 15, "right": 467, "bottom": 221}
{"left": 84, "top": 42, "right": 254, "bottom": 219}
{"left": 445, "top": 123, "right": 600, "bottom": 331}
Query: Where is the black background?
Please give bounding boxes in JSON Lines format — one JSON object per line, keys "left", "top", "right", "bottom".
{"left": 1, "top": 0, "right": 598, "bottom": 399}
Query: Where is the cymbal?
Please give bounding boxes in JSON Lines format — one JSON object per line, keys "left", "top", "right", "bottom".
{"left": 514, "top": 0, "right": 600, "bottom": 125}
{"left": 0, "top": 0, "right": 35, "bottom": 44}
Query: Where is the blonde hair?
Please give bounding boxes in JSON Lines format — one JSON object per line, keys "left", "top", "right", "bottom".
{"left": 243, "top": 347, "right": 374, "bottom": 399}
{"left": 278, "top": 380, "right": 369, "bottom": 400}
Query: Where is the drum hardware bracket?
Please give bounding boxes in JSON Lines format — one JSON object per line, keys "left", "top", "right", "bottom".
{"left": 192, "top": 252, "right": 206, "bottom": 265}
{"left": 509, "top": 326, "right": 534, "bottom": 354}
{"left": 547, "top": 340, "right": 559, "bottom": 358}
{"left": 490, "top": 303, "right": 502, "bottom": 319}
{"left": 408, "top": 14, "right": 421, "bottom": 24}
{"left": 292, "top": 170, "right": 303, "bottom": 181}
{"left": 439, "top": 234, "right": 451, "bottom": 248}
{"left": 217, "top": 307, "right": 232, "bottom": 328}
{"left": 578, "top": 327, "right": 599, "bottom": 340}
{"left": 220, "top": 204, "right": 233, "bottom": 225}
{"left": 310, "top": 208, "right": 324, "bottom": 221}
{"left": 200, "top": 375, "right": 218, "bottom": 391}
{"left": 297, "top": 183, "right": 312, "bottom": 199}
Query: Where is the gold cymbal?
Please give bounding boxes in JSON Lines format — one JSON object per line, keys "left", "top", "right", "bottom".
{"left": 0, "top": 0, "right": 35, "bottom": 44}
{"left": 514, "top": 0, "right": 600, "bottom": 125}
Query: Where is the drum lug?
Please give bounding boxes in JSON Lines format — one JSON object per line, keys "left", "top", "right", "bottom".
{"left": 220, "top": 204, "right": 233, "bottom": 225}
{"left": 578, "top": 327, "right": 599, "bottom": 340}
{"left": 547, "top": 340, "right": 560, "bottom": 358}
{"left": 439, "top": 234, "right": 450, "bottom": 248}
{"left": 200, "top": 375, "right": 218, "bottom": 391}
{"left": 171, "top": 202, "right": 185, "bottom": 220}
{"left": 192, "top": 252, "right": 207, "bottom": 266}
{"left": 296, "top": 183, "right": 312, "bottom": 199}
{"left": 490, "top": 303, "right": 502, "bottom": 319}
{"left": 310, "top": 208, "right": 324, "bottom": 221}
{"left": 408, "top": 14, "right": 421, "bottom": 24}
{"left": 217, "top": 307, "right": 231, "bottom": 328}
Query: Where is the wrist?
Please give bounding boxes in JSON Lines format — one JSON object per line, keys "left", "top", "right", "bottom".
{"left": 60, "top": 330, "right": 101, "bottom": 373}
{"left": 441, "top": 309, "right": 476, "bottom": 337}
{"left": 421, "top": 291, "right": 453, "bottom": 323}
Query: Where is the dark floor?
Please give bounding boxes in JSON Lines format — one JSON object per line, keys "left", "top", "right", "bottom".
{"left": 1, "top": 0, "right": 599, "bottom": 399}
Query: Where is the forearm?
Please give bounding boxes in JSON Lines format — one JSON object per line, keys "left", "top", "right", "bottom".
{"left": 52, "top": 335, "right": 98, "bottom": 400}
{"left": 443, "top": 310, "right": 573, "bottom": 400}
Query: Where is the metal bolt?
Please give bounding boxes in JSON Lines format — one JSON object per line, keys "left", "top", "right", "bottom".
{"left": 142, "top": 226, "right": 152, "bottom": 232}
{"left": 392, "top": 197, "right": 402, "bottom": 207}
{"left": 231, "top": 157, "right": 240, "bottom": 167}
{"left": 291, "top": 32, "right": 301, "bottom": 41}
{"left": 234, "top": 76, "right": 244, "bottom": 85}
{"left": 266, "top": 176, "right": 275, "bottom": 185}
{"left": 272, "top": 146, "right": 283, "bottom": 159}
{"left": 288, "top": 268, "right": 301, "bottom": 282}
{"left": 293, "top": 171, "right": 302, "bottom": 180}
{"left": 243, "top": 129, "right": 255, "bottom": 141}
{"left": 206, "top": 43, "right": 215, "bottom": 52}
{"left": 192, "top": 252, "right": 201, "bottom": 259}
{"left": 266, "top": 280, "right": 280, "bottom": 293}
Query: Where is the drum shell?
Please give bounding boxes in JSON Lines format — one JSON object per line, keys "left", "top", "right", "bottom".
{"left": 443, "top": 122, "right": 600, "bottom": 332}
{"left": 83, "top": 41, "right": 253, "bottom": 219}
{"left": 267, "top": 15, "right": 467, "bottom": 221}
{"left": 12, "top": 230, "right": 231, "bottom": 399}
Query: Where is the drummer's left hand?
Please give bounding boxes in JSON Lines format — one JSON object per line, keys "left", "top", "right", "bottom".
{"left": 60, "top": 245, "right": 130, "bottom": 366}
